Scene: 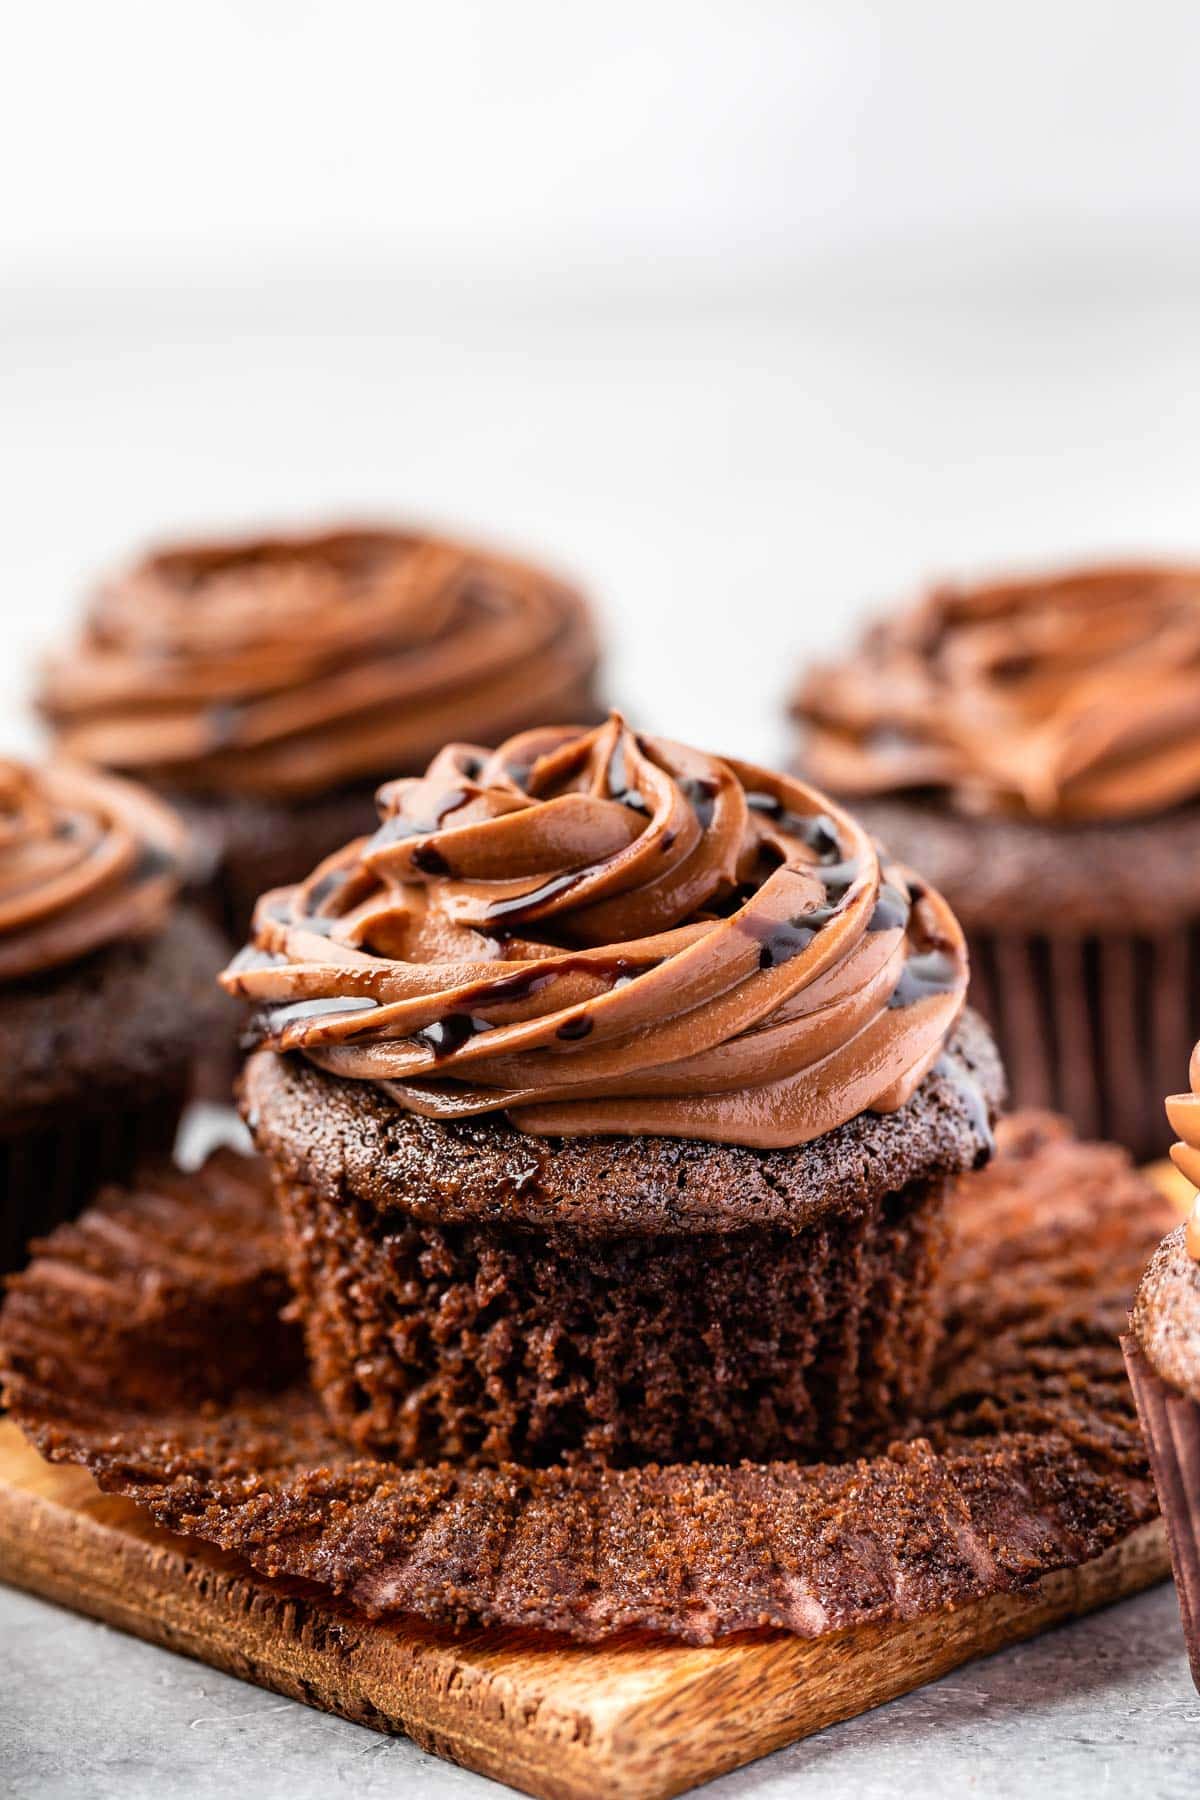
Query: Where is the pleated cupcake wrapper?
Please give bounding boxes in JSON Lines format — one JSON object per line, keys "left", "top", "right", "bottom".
{"left": 967, "top": 925, "right": 1199, "bottom": 1164}
{"left": 0, "top": 1091, "right": 185, "bottom": 1275}
{"left": 1123, "top": 1339, "right": 1200, "bottom": 1693}
{"left": 0, "top": 1125, "right": 1173, "bottom": 1643}
{"left": 273, "top": 1165, "right": 950, "bottom": 1469}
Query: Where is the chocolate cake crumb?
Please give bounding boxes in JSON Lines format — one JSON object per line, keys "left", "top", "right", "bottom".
{"left": 1131, "top": 1225, "right": 1200, "bottom": 1405}
{"left": 239, "top": 1013, "right": 1002, "bottom": 1466}
{"left": 240, "top": 1011, "right": 1003, "bottom": 1239}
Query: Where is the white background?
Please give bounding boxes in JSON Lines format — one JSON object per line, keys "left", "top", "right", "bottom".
{"left": 6, "top": 0, "right": 1200, "bottom": 768}
{"left": 5, "top": 9, "right": 1200, "bottom": 1791}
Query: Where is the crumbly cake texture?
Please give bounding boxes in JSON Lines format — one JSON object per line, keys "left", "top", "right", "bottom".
{"left": 0, "top": 1111, "right": 1169, "bottom": 1645}
{"left": 1131, "top": 1225, "right": 1200, "bottom": 1405}
{"left": 271, "top": 1164, "right": 948, "bottom": 1466}
{"left": 240, "top": 1011, "right": 1003, "bottom": 1239}
{"left": 242, "top": 1015, "right": 1001, "bottom": 1465}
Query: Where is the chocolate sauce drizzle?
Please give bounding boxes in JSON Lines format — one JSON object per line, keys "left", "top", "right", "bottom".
{"left": 223, "top": 717, "right": 971, "bottom": 1148}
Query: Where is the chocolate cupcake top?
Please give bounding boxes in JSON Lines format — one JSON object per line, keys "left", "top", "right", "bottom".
{"left": 794, "top": 563, "right": 1200, "bottom": 823}
{"left": 1167, "top": 1043, "right": 1200, "bottom": 1263}
{"left": 223, "top": 714, "right": 970, "bottom": 1150}
{"left": 39, "top": 526, "right": 600, "bottom": 801}
{"left": 0, "top": 758, "right": 184, "bottom": 983}
{"left": 1130, "top": 1043, "right": 1200, "bottom": 1402}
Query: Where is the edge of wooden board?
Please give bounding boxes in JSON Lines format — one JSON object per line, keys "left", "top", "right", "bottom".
{"left": 0, "top": 1421, "right": 1171, "bottom": 1800}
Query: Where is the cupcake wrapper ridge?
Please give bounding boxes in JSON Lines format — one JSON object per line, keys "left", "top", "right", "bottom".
{"left": 1123, "top": 1339, "right": 1200, "bottom": 1693}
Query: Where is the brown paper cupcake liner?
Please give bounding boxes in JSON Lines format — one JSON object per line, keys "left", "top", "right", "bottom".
{"left": 966, "top": 925, "right": 1198, "bottom": 1164}
{"left": 0, "top": 1085, "right": 188, "bottom": 1275}
{"left": 1123, "top": 1341, "right": 1200, "bottom": 1691}
{"left": 0, "top": 1112, "right": 1172, "bottom": 1645}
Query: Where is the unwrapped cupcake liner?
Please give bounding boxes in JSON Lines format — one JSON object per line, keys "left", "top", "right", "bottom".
{"left": 1123, "top": 1339, "right": 1200, "bottom": 1693}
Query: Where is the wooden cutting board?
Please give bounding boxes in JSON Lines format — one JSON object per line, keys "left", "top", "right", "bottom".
{"left": 0, "top": 1421, "right": 1170, "bottom": 1800}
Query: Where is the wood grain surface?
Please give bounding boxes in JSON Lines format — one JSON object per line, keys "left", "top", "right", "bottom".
{"left": 0, "top": 1421, "right": 1170, "bottom": 1800}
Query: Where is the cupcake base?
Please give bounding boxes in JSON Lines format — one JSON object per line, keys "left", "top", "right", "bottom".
{"left": 242, "top": 1017, "right": 1002, "bottom": 1468}
{"left": 1122, "top": 1341, "right": 1200, "bottom": 1693}
{"left": 0, "top": 1089, "right": 183, "bottom": 1274}
{"left": 0, "top": 907, "right": 233, "bottom": 1271}
{"left": 965, "top": 926, "right": 1197, "bottom": 1164}
{"left": 274, "top": 1164, "right": 949, "bottom": 1467}
{"left": 831, "top": 794, "right": 1200, "bottom": 1164}
{"left": 0, "top": 1112, "right": 1172, "bottom": 1644}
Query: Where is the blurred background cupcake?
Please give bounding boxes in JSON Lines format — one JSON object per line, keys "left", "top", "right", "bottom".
{"left": 0, "top": 756, "right": 229, "bottom": 1269}
{"left": 38, "top": 525, "right": 603, "bottom": 937}
{"left": 791, "top": 562, "right": 1200, "bottom": 1161}
{"left": 1123, "top": 1040, "right": 1200, "bottom": 1693}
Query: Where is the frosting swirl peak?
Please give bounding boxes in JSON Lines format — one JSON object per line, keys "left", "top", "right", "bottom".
{"left": 0, "top": 759, "right": 184, "bottom": 982}
{"left": 222, "top": 716, "right": 969, "bottom": 1149}
{"left": 1166, "top": 1041, "right": 1200, "bottom": 1260}
{"left": 40, "top": 526, "right": 600, "bottom": 801}
{"left": 794, "top": 563, "right": 1200, "bottom": 823}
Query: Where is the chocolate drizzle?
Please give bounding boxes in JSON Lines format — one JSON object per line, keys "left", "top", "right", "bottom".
{"left": 888, "top": 949, "right": 960, "bottom": 1009}
{"left": 222, "top": 715, "right": 971, "bottom": 1150}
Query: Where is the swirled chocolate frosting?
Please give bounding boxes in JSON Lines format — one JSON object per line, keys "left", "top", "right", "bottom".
{"left": 1166, "top": 1041, "right": 1200, "bottom": 1260}
{"left": 794, "top": 563, "right": 1200, "bottom": 823}
{"left": 222, "top": 715, "right": 969, "bottom": 1149}
{"left": 0, "top": 759, "right": 183, "bottom": 982}
{"left": 40, "top": 526, "right": 600, "bottom": 801}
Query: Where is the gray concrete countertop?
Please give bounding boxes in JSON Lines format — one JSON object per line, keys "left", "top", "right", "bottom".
{"left": 2, "top": 1579, "right": 1197, "bottom": 1799}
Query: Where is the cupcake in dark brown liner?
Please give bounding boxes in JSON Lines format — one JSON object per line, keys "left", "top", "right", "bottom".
{"left": 0, "top": 757, "right": 230, "bottom": 1270}
{"left": 225, "top": 713, "right": 1002, "bottom": 1468}
{"left": 791, "top": 562, "right": 1200, "bottom": 1162}
{"left": 1123, "top": 1041, "right": 1200, "bottom": 1693}
{"left": 39, "top": 524, "right": 603, "bottom": 940}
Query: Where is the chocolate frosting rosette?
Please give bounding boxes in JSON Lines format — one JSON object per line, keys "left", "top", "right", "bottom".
{"left": 40, "top": 525, "right": 602, "bottom": 935}
{"left": 0, "top": 758, "right": 228, "bottom": 1269}
{"left": 228, "top": 714, "right": 970, "bottom": 1147}
{"left": 223, "top": 715, "right": 1001, "bottom": 1468}
{"left": 792, "top": 562, "right": 1200, "bottom": 1159}
{"left": 0, "top": 758, "right": 182, "bottom": 980}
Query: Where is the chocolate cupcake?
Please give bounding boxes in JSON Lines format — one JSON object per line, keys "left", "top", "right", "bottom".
{"left": 1123, "top": 1043, "right": 1200, "bottom": 1692}
{"left": 792, "top": 562, "right": 1200, "bottom": 1161}
{"left": 39, "top": 525, "right": 602, "bottom": 938}
{"left": 0, "top": 757, "right": 229, "bottom": 1270}
{"left": 224, "top": 714, "right": 1001, "bottom": 1468}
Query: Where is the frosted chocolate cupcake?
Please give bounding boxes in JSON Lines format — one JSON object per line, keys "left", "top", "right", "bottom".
{"left": 792, "top": 562, "right": 1200, "bottom": 1161}
{"left": 0, "top": 758, "right": 228, "bottom": 1269}
{"left": 225, "top": 714, "right": 1001, "bottom": 1467}
{"left": 40, "top": 525, "right": 602, "bottom": 937}
{"left": 1123, "top": 1044, "right": 1200, "bottom": 1692}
